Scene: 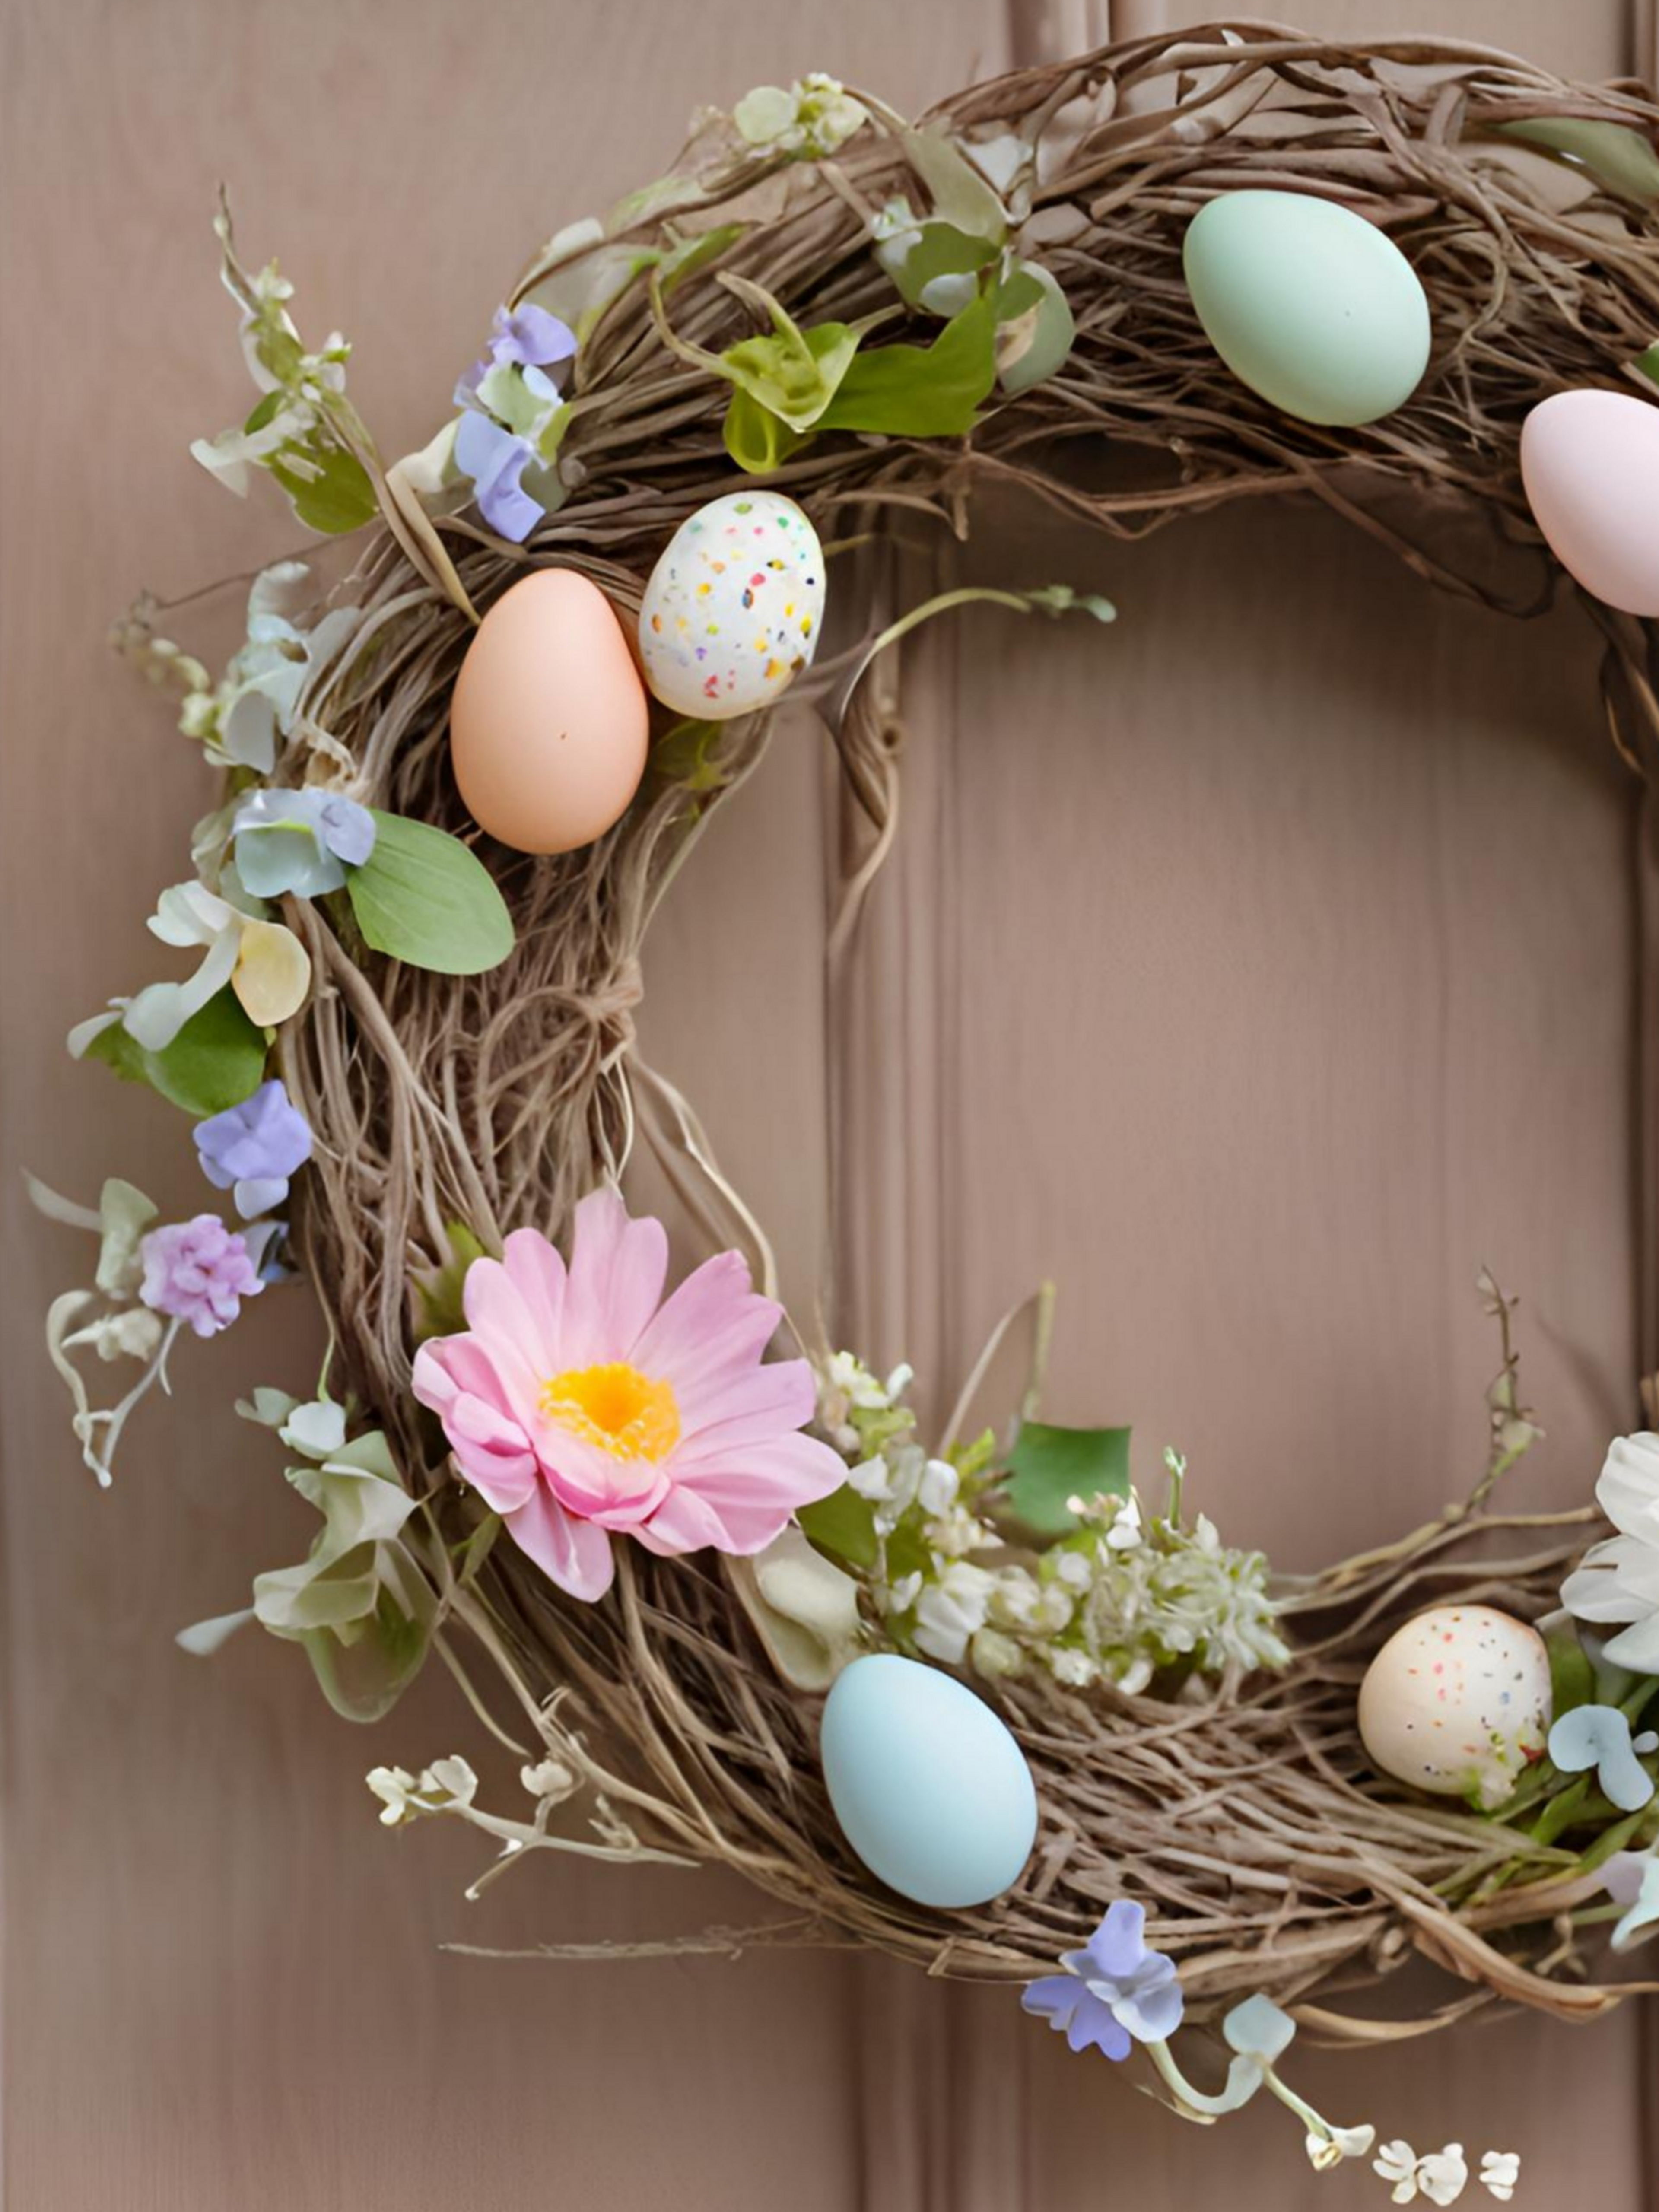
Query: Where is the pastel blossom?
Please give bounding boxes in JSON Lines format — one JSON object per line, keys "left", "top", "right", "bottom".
{"left": 232, "top": 787, "right": 376, "bottom": 899}
{"left": 1374, "top": 2141, "right": 1471, "bottom": 2206}
{"left": 193, "top": 1077, "right": 312, "bottom": 1217}
{"left": 194, "top": 564, "right": 362, "bottom": 772}
{"left": 454, "top": 411, "right": 545, "bottom": 542}
{"left": 139, "top": 1215, "right": 264, "bottom": 1338}
{"left": 68, "top": 880, "right": 311, "bottom": 1057}
{"left": 411, "top": 1189, "right": 845, "bottom": 1600}
{"left": 1602, "top": 1847, "right": 1659, "bottom": 1950}
{"left": 1480, "top": 2151, "right": 1521, "bottom": 2202}
{"left": 1560, "top": 1432, "right": 1659, "bottom": 1672}
{"left": 1021, "top": 1900, "right": 1184, "bottom": 2059}
{"left": 733, "top": 75, "right": 868, "bottom": 159}
{"left": 455, "top": 303, "right": 575, "bottom": 404}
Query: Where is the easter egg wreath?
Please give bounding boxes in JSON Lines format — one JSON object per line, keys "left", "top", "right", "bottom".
{"left": 38, "top": 23, "right": 1659, "bottom": 2195}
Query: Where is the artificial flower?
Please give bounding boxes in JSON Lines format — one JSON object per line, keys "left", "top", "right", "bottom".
{"left": 192, "top": 564, "right": 362, "bottom": 772}
{"left": 1545, "top": 1702, "right": 1657, "bottom": 1812}
{"left": 366, "top": 1756, "right": 478, "bottom": 1826}
{"left": 914, "top": 1559, "right": 996, "bottom": 1665}
{"left": 193, "top": 1077, "right": 313, "bottom": 1218}
{"left": 455, "top": 303, "right": 575, "bottom": 404}
{"left": 1602, "top": 1847, "right": 1659, "bottom": 1950}
{"left": 1561, "top": 1432, "right": 1659, "bottom": 1672}
{"left": 139, "top": 1215, "right": 264, "bottom": 1338}
{"left": 1480, "top": 2151, "right": 1520, "bottom": 2202}
{"left": 729, "top": 1523, "right": 864, "bottom": 1691}
{"left": 1375, "top": 2142, "right": 1470, "bottom": 2206}
{"left": 411, "top": 1189, "right": 845, "bottom": 1600}
{"left": 70, "top": 880, "right": 311, "bottom": 1056}
{"left": 232, "top": 786, "right": 376, "bottom": 899}
{"left": 1021, "top": 1899, "right": 1184, "bottom": 2059}
{"left": 733, "top": 74, "right": 868, "bottom": 159}
{"left": 453, "top": 411, "right": 545, "bottom": 542}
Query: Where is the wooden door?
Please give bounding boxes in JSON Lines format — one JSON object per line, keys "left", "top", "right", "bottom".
{"left": 3, "top": 2, "right": 1653, "bottom": 2206}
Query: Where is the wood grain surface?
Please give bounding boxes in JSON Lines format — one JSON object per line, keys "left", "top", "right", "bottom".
{"left": 3, "top": 3, "right": 1654, "bottom": 2208}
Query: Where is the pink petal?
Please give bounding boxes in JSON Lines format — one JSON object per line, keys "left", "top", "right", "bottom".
{"left": 672, "top": 1356, "right": 818, "bottom": 1462}
{"left": 501, "top": 1227, "right": 568, "bottom": 1362}
{"left": 412, "top": 1341, "right": 539, "bottom": 1510}
{"left": 630, "top": 1249, "right": 784, "bottom": 1422}
{"left": 632, "top": 1484, "right": 747, "bottom": 1557}
{"left": 537, "top": 1423, "right": 671, "bottom": 1526}
{"left": 670, "top": 1429, "right": 847, "bottom": 1519}
{"left": 507, "top": 1484, "right": 616, "bottom": 1600}
{"left": 462, "top": 1257, "right": 553, "bottom": 1405}
{"left": 560, "top": 1189, "right": 670, "bottom": 1365}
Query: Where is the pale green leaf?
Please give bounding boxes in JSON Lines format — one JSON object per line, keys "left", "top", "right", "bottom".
{"left": 346, "top": 810, "right": 514, "bottom": 975}
{"left": 797, "top": 1482, "right": 880, "bottom": 1570}
{"left": 268, "top": 444, "right": 380, "bottom": 536}
{"left": 899, "top": 126, "right": 1008, "bottom": 242}
{"left": 816, "top": 286, "right": 1000, "bottom": 438}
{"left": 997, "top": 261, "right": 1077, "bottom": 395}
{"left": 1493, "top": 118, "right": 1659, "bottom": 205}
{"left": 84, "top": 985, "right": 268, "bottom": 1116}
{"left": 1002, "top": 1421, "right": 1131, "bottom": 1536}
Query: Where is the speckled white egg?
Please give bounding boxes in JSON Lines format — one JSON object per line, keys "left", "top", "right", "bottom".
{"left": 637, "top": 491, "right": 825, "bottom": 721}
{"left": 1357, "top": 1604, "right": 1551, "bottom": 1812}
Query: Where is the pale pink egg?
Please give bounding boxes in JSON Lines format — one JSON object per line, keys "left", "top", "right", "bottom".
{"left": 1519, "top": 389, "right": 1659, "bottom": 618}
{"left": 450, "top": 570, "right": 650, "bottom": 855}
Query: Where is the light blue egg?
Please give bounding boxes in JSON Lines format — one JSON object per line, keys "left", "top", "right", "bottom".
{"left": 1182, "top": 189, "right": 1430, "bottom": 428}
{"left": 820, "top": 1654, "right": 1038, "bottom": 1907}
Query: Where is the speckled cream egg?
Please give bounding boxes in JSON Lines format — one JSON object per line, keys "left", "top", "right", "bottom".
{"left": 450, "top": 569, "right": 649, "bottom": 855}
{"left": 1357, "top": 1604, "right": 1551, "bottom": 1812}
{"left": 637, "top": 491, "right": 824, "bottom": 721}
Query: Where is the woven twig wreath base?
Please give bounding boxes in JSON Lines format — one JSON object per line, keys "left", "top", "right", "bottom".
{"left": 280, "top": 23, "right": 1659, "bottom": 2035}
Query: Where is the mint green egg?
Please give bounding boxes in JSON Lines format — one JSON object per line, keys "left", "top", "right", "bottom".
{"left": 1182, "top": 190, "right": 1430, "bottom": 427}
{"left": 820, "top": 1654, "right": 1037, "bottom": 1907}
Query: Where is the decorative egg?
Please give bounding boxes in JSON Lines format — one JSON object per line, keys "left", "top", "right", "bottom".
{"left": 819, "top": 1653, "right": 1037, "bottom": 1907}
{"left": 1357, "top": 1605, "right": 1551, "bottom": 1812}
{"left": 1182, "top": 190, "right": 1431, "bottom": 427}
{"left": 450, "top": 569, "right": 649, "bottom": 855}
{"left": 637, "top": 491, "right": 825, "bottom": 721}
{"left": 1519, "top": 389, "right": 1659, "bottom": 617}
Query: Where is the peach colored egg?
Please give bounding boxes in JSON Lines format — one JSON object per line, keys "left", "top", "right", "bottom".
{"left": 1520, "top": 389, "right": 1659, "bottom": 618}
{"left": 450, "top": 570, "right": 650, "bottom": 855}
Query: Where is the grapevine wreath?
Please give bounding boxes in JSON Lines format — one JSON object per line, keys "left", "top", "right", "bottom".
{"left": 37, "top": 23, "right": 1659, "bottom": 2196}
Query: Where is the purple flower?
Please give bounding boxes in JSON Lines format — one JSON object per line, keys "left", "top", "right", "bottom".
{"left": 193, "top": 1078, "right": 313, "bottom": 1219}
{"left": 232, "top": 786, "right": 377, "bottom": 899}
{"left": 1021, "top": 1900, "right": 1185, "bottom": 2059}
{"left": 454, "top": 411, "right": 547, "bottom": 543}
{"left": 139, "top": 1215, "right": 264, "bottom": 1338}
{"left": 454, "top": 303, "right": 576, "bottom": 405}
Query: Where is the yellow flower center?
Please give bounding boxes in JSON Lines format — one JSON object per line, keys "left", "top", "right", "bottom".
{"left": 539, "top": 1361, "right": 681, "bottom": 1462}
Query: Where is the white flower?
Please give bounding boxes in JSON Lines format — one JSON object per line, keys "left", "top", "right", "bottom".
{"left": 1602, "top": 1848, "right": 1659, "bottom": 1950}
{"left": 1561, "top": 1433, "right": 1659, "bottom": 1672}
{"left": 927, "top": 1502, "right": 991, "bottom": 1558}
{"left": 521, "top": 1756, "right": 578, "bottom": 1803}
{"left": 918, "top": 1458, "right": 959, "bottom": 1516}
{"left": 1106, "top": 1492, "right": 1143, "bottom": 1551}
{"left": 1050, "top": 1647, "right": 1101, "bottom": 1688}
{"left": 68, "top": 879, "right": 312, "bottom": 1056}
{"left": 848, "top": 1453, "right": 896, "bottom": 1502}
{"left": 969, "top": 1627, "right": 1025, "bottom": 1678}
{"left": 1479, "top": 2151, "right": 1520, "bottom": 2202}
{"left": 881, "top": 1570, "right": 923, "bottom": 1615}
{"left": 1304, "top": 2121, "right": 1376, "bottom": 2169}
{"left": 366, "top": 1766, "right": 418, "bottom": 1825}
{"left": 1055, "top": 1549, "right": 1093, "bottom": 1591}
{"left": 78, "top": 1305, "right": 166, "bottom": 1363}
{"left": 733, "top": 74, "right": 867, "bottom": 160}
{"left": 914, "top": 1561, "right": 995, "bottom": 1664}
{"left": 208, "top": 565, "right": 362, "bottom": 772}
{"left": 1417, "top": 2145, "right": 1470, "bottom": 2206}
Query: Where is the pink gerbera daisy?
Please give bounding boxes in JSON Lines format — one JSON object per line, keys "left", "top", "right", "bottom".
{"left": 411, "top": 1188, "right": 844, "bottom": 1600}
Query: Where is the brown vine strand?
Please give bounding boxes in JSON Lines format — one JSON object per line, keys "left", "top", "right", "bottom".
{"left": 272, "top": 23, "right": 1659, "bottom": 2033}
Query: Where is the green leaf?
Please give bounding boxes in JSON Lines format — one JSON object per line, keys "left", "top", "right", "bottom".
{"left": 85, "top": 986, "right": 267, "bottom": 1116}
{"left": 659, "top": 223, "right": 748, "bottom": 299}
{"left": 899, "top": 126, "right": 1008, "bottom": 242}
{"left": 798, "top": 1483, "right": 880, "bottom": 1570}
{"left": 816, "top": 286, "right": 1000, "bottom": 439}
{"left": 719, "top": 295, "right": 867, "bottom": 432}
{"left": 723, "top": 387, "right": 810, "bottom": 473}
{"left": 1492, "top": 118, "right": 1659, "bottom": 205}
{"left": 457, "top": 1512, "right": 502, "bottom": 1587}
{"left": 1635, "top": 343, "right": 1659, "bottom": 390}
{"left": 996, "top": 261, "right": 1076, "bottom": 395}
{"left": 1547, "top": 1625, "right": 1597, "bottom": 1719}
{"left": 299, "top": 1578, "right": 433, "bottom": 1723}
{"left": 267, "top": 442, "right": 380, "bottom": 535}
{"left": 1002, "top": 1421, "right": 1131, "bottom": 1537}
{"left": 414, "top": 1220, "right": 494, "bottom": 1340}
{"left": 346, "top": 810, "right": 514, "bottom": 975}
{"left": 876, "top": 214, "right": 1001, "bottom": 316}
{"left": 650, "top": 717, "right": 737, "bottom": 794}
